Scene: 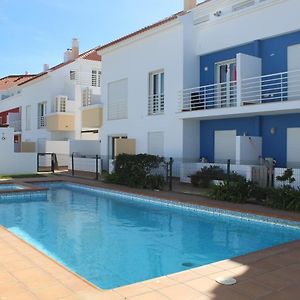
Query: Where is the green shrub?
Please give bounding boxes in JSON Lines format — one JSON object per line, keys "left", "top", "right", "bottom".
{"left": 210, "top": 179, "right": 256, "bottom": 203}
{"left": 191, "top": 166, "right": 225, "bottom": 188}
{"left": 104, "top": 154, "right": 165, "bottom": 189}
{"left": 276, "top": 168, "right": 296, "bottom": 185}
{"left": 265, "top": 186, "right": 300, "bottom": 211}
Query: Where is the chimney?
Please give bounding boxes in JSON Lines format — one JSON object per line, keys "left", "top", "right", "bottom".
{"left": 71, "top": 38, "right": 79, "bottom": 60}
{"left": 184, "top": 0, "right": 197, "bottom": 11}
{"left": 24, "top": 71, "right": 29, "bottom": 75}
{"left": 64, "top": 49, "right": 72, "bottom": 63}
{"left": 43, "top": 64, "right": 49, "bottom": 72}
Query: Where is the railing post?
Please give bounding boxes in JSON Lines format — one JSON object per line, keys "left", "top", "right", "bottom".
{"left": 95, "top": 155, "right": 99, "bottom": 180}
{"left": 169, "top": 157, "right": 173, "bottom": 191}
{"left": 71, "top": 153, "right": 75, "bottom": 176}
{"left": 37, "top": 153, "right": 40, "bottom": 172}
{"left": 227, "top": 159, "right": 231, "bottom": 185}
{"left": 51, "top": 153, "right": 55, "bottom": 173}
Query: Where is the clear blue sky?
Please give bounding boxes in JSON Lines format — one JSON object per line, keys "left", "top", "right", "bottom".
{"left": 0, "top": 0, "right": 186, "bottom": 78}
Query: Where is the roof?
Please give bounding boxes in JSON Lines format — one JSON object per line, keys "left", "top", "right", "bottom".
{"left": 0, "top": 75, "right": 36, "bottom": 91}
{"left": 17, "top": 48, "right": 101, "bottom": 87}
{"left": 96, "top": 11, "right": 186, "bottom": 53}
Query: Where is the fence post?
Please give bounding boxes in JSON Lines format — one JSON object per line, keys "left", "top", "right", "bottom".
{"left": 227, "top": 159, "right": 231, "bottom": 184}
{"left": 51, "top": 153, "right": 55, "bottom": 173}
{"left": 169, "top": 157, "right": 173, "bottom": 191}
{"left": 37, "top": 153, "right": 40, "bottom": 172}
{"left": 71, "top": 153, "right": 75, "bottom": 176}
{"left": 95, "top": 155, "right": 99, "bottom": 180}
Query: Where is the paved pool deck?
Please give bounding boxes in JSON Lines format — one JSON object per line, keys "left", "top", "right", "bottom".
{"left": 0, "top": 175, "right": 300, "bottom": 300}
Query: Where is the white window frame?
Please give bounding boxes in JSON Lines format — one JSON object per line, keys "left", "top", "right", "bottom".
{"left": 70, "top": 70, "right": 76, "bottom": 80}
{"left": 92, "top": 70, "right": 101, "bottom": 87}
{"left": 55, "top": 96, "right": 67, "bottom": 112}
{"left": 148, "top": 70, "right": 164, "bottom": 115}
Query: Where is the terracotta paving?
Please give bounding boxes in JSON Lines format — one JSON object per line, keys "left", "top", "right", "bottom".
{"left": 0, "top": 176, "right": 300, "bottom": 299}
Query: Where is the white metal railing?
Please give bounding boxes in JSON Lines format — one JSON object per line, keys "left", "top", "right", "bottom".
{"left": 178, "top": 69, "right": 300, "bottom": 112}
{"left": 148, "top": 94, "right": 164, "bottom": 115}
{"left": 38, "top": 116, "right": 46, "bottom": 128}
{"left": 241, "top": 69, "right": 300, "bottom": 105}
{"left": 178, "top": 81, "right": 237, "bottom": 112}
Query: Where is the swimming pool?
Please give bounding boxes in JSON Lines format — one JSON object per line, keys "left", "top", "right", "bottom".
{"left": 0, "top": 184, "right": 26, "bottom": 191}
{"left": 0, "top": 182, "right": 300, "bottom": 289}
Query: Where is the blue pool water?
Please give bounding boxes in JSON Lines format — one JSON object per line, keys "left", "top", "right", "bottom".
{"left": 0, "top": 182, "right": 300, "bottom": 289}
{"left": 0, "top": 184, "right": 25, "bottom": 191}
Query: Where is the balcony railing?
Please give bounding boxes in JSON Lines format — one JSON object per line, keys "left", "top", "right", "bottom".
{"left": 148, "top": 94, "right": 164, "bottom": 115}
{"left": 179, "top": 81, "right": 237, "bottom": 112}
{"left": 241, "top": 69, "right": 300, "bottom": 105}
{"left": 178, "top": 69, "right": 300, "bottom": 112}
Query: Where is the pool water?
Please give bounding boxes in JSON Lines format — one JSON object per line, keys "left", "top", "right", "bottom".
{"left": 0, "top": 184, "right": 25, "bottom": 191}
{"left": 0, "top": 182, "right": 300, "bottom": 289}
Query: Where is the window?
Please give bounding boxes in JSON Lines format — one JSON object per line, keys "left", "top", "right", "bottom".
{"left": 92, "top": 70, "right": 101, "bottom": 87}
{"left": 55, "top": 96, "right": 67, "bottom": 112}
{"left": 70, "top": 70, "right": 76, "bottom": 80}
{"left": 0, "top": 116, "right": 2, "bottom": 125}
{"left": 108, "top": 79, "right": 128, "bottom": 120}
{"left": 149, "top": 71, "right": 164, "bottom": 115}
{"left": 38, "top": 102, "right": 47, "bottom": 128}
{"left": 82, "top": 88, "right": 92, "bottom": 106}
{"left": 25, "top": 105, "right": 31, "bottom": 130}
{"left": 148, "top": 132, "right": 164, "bottom": 156}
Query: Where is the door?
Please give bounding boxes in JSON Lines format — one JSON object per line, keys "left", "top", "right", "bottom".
{"left": 288, "top": 44, "right": 300, "bottom": 101}
{"left": 216, "top": 60, "right": 237, "bottom": 107}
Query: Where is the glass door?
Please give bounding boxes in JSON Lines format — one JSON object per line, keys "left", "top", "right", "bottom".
{"left": 216, "top": 60, "right": 237, "bottom": 107}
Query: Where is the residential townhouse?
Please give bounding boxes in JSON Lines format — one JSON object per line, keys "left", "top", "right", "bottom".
{"left": 0, "top": 39, "right": 102, "bottom": 153}
{"left": 97, "top": 0, "right": 300, "bottom": 179}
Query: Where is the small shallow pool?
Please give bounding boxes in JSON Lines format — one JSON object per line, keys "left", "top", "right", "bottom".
{"left": 0, "top": 184, "right": 26, "bottom": 191}
{"left": 0, "top": 182, "right": 300, "bottom": 289}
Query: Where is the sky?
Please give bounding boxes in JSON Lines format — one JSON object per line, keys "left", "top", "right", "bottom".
{"left": 0, "top": 0, "right": 186, "bottom": 78}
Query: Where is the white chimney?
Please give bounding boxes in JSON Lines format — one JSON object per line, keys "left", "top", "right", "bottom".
{"left": 64, "top": 49, "right": 72, "bottom": 63}
{"left": 43, "top": 64, "right": 49, "bottom": 72}
{"left": 184, "top": 0, "right": 197, "bottom": 11}
{"left": 71, "top": 38, "right": 79, "bottom": 60}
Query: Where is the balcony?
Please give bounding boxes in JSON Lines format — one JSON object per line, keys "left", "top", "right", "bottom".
{"left": 178, "top": 69, "right": 300, "bottom": 118}
{"left": 46, "top": 96, "right": 75, "bottom": 132}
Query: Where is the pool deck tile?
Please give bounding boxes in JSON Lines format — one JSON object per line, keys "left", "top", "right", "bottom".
{"left": 1, "top": 176, "right": 300, "bottom": 299}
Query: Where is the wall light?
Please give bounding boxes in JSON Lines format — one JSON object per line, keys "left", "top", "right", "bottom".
{"left": 270, "top": 127, "right": 276, "bottom": 135}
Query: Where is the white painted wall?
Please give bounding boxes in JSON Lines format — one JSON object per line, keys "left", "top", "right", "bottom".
{"left": 236, "top": 136, "right": 262, "bottom": 165}
{"left": 70, "top": 140, "right": 101, "bottom": 156}
{"left": 100, "top": 20, "right": 188, "bottom": 166}
{"left": 193, "top": 0, "right": 300, "bottom": 56}
{"left": 0, "top": 128, "right": 36, "bottom": 175}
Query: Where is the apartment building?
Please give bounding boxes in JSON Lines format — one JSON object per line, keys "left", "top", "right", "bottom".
{"left": 0, "top": 39, "right": 102, "bottom": 153}
{"left": 97, "top": 0, "right": 300, "bottom": 176}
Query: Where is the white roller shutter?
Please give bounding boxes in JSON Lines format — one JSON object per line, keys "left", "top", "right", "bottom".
{"left": 108, "top": 79, "right": 128, "bottom": 120}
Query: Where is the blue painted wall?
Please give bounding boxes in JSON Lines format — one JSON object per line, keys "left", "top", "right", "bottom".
{"left": 200, "top": 113, "right": 300, "bottom": 167}
{"left": 200, "top": 31, "right": 300, "bottom": 85}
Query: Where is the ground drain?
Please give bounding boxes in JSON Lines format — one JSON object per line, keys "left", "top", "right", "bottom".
{"left": 215, "top": 276, "right": 237, "bottom": 285}
{"left": 182, "top": 262, "right": 194, "bottom": 267}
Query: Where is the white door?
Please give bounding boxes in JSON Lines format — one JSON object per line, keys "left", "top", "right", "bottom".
{"left": 214, "top": 130, "right": 236, "bottom": 163}
{"left": 216, "top": 60, "right": 237, "bottom": 107}
{"left": 287, "top": 128, "right": 300, "bottom": 168}
{"left": 288, "top": 44, "right": 300, "bottom": 101}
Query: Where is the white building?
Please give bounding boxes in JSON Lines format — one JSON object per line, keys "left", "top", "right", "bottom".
{"left": 97, "top": 0, "right": 300, "bottom": 179}
{"left": 0, "top": 39, "right": 102, "bottom": 154}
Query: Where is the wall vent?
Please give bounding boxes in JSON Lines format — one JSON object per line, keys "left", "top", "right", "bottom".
{"left": 194, "top": 14, "right": 210, "bottom": 25}
{"left": 232, "top": 0, "right": 255, "bottom": 12}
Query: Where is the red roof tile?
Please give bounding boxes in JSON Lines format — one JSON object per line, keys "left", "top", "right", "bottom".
{"left": 0, "top": 75, "right": 36, "bottom": 91}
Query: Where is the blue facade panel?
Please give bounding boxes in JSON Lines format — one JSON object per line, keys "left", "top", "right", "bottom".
{"left": 200, "top": 31, "right": 300, "bottom": 86}
{"left": 200, "top": 113, "right": 300, "bottom": 167}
